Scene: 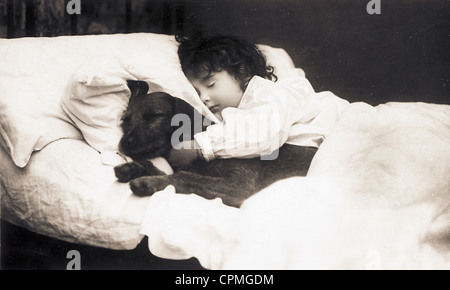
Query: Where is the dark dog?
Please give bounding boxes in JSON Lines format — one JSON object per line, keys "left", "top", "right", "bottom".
{"left": 114, "top": 81, "right": 317, "bottom": 208}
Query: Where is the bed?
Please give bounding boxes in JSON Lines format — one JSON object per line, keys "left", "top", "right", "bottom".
{"left": 1, "top": 32, "right": 450, "bottom": 270}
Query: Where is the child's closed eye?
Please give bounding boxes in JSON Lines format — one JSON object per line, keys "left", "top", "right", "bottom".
{"left": 207, "top": 82, "right": 215, "bottom": 88}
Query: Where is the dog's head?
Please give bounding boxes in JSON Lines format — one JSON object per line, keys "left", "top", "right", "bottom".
{"left": 119, "top": 80, "right": 213, "bottom": 160}
{"left": 119, "top": 81, "right": 177, "bottom": 160}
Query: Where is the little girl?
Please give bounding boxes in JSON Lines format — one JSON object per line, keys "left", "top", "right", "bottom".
{"left": 168, "top": 34, "right": 349, "bottom": 167}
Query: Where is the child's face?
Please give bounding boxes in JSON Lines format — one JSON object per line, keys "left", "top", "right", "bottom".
{"left": 188, "top": 70, "right": 243, "bottom": 116}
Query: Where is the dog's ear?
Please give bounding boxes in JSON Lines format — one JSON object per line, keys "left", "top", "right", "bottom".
{"left": 127, "top": 80, "right": 149, "bottom": 99}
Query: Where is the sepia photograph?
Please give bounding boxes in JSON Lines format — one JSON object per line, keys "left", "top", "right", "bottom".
{"left": 1, "top": 0, "right": 449, "bottom": 274}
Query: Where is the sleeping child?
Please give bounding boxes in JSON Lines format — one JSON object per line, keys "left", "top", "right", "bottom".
{"left": 168, "top": 33, "right": 350, "bottom": 167}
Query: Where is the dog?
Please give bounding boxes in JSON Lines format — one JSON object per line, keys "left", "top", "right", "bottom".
{"left": 114, "top": 80, "right": 318, "bottom": 208}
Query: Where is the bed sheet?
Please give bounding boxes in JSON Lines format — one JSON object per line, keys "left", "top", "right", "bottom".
{"left": 140, "top": 101, "right": 450, "bottom": 269}
{"left": 0, "top": 138, "right": 155, "bottom": 250}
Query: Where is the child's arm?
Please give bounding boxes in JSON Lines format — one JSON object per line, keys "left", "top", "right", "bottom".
{"left": 167, "top": 140, "right": 202, "bottom": 169}
{"left": 194, "top": 107, "right": 290, "bottom": 161}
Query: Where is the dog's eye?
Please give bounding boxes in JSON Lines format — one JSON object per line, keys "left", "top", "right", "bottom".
{"left": 143, "top": 112, "right": 165, "bottom": 120}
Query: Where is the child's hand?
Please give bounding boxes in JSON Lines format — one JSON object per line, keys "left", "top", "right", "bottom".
{"left": 168, "top": 140, "right": 202, "bottom": 169}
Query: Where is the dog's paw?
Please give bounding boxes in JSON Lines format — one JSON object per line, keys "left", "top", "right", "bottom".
{"left": 130, "top": 176, "right": 171, "bottom": 196}
{"left": 114, "top": 163, "right": 137, "bottom": 183}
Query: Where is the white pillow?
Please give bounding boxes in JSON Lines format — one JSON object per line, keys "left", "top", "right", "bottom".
{"left": 61, "top": 61, "right": 136, "bottom": 165}
{"left": 0, "top": 37, "right": 84, "bottom": 168}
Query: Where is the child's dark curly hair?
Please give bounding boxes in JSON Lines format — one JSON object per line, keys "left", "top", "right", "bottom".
{"left": 177, "top": 34, "right": 277, "bottom": 91}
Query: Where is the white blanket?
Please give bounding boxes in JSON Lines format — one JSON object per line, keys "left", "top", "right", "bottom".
{"left": 140, "top": 101, "right": 450, "bottom": 269}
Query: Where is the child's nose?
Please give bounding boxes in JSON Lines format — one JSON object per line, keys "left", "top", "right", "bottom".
{"left": 200, "top": 92, "right": 210, "bottom": 103}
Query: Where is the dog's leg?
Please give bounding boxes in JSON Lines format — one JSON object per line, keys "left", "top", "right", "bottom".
{"left": 114, "top": 160, "right": 165, "bottom": 183}
{"left": 260, "top": 145, "right": 318, "bottom": 188}
{"left": 130, "top": 171, "right": 257, "bottom": 208}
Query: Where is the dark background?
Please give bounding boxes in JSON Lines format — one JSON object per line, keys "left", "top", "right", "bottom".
{"left": 183, "top": 0, "right": 450, "bottom": 106}
{"left": 1, "top": 0, "right": 449, "bottom": 105}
